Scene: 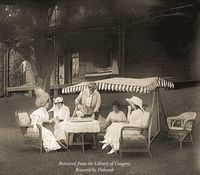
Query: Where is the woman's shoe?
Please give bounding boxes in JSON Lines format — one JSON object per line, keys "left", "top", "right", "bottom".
{"left": 102, "top": 143, "right": 109, "bottom": 150}
{"left": 99, "top": 140, "right": 106, "bottom": 144}
{"left": 107, "top": 148, "right": 117, "bottom": 154}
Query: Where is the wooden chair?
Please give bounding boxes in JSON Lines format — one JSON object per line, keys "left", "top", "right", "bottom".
{"left": 119, "top": 109, "right": 152, "bottom": 158}
{"left": 167, "top": 112, "right": 196, "bottom": 149}
{"left": 15, "top": 110, "right": 43, "bottom": 153}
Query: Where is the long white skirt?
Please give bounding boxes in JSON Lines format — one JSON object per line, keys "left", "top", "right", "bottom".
{"left": 27, "top": 126, "right": 61, "bottom": 152}
{"left": 54, "top": 121, "right": 73, "bottom": 145}
{"left": 104, "top": 122, "right": 140, "bottom": 151}
{"left": 42, "top": 127, "right": 61, "bottom": 152}
{"left": 54, "top": 121, "right": 67, "bottom": 141}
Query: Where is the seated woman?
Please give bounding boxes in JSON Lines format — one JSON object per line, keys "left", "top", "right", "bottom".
{"left": 99, "top": 101, "right": 126, "bottom": 131}
{"left": 48, "top": 97, "right": 70, "bottom": 142}
{"left": 29, "top": 88, "right": 61, "bottom": 152}
{"left": 49, "top": 97, "right": 70, "bottom": 122}
{"left": 100, "top": 96, "right": 150, "bottom": 154}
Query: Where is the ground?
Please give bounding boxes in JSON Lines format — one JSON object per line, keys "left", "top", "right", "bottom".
{"left": 0, "top": 127, "right": 198, "bottom": 175}
{"left": 0, "top": 86, "right": 200, "bottom": 175}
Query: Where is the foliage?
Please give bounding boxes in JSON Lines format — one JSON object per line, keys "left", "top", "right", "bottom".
{"left": 0, "top": 0, "right": 193, "bottom": 91}
{"left": 9, "top": 62, "right": 25, "bottom": 87}
{"left": 0, "top": 3, "right": 59, "bottom": 91}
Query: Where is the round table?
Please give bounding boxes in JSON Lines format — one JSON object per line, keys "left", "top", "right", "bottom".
{"left": 64, "top": 119, "right": 100, "bottom": 152}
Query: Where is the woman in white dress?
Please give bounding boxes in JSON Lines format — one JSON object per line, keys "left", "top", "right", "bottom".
{"left": 99, "top": 101, "right": 126, "bottom": 131}
{"left": 105, "top": 101, "right": 126, "bottom": 125}
{"left": 30, "top": 88, "right": 61, "bottom": 152}
{"left": 100, "top": 96, "right": 150, "bottom": 154}
{"left": 49, "top": 97, "right": 70, "bottom": 142}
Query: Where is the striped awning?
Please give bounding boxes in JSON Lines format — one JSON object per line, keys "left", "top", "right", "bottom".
{"left": 62, "top": 77, "right": 174, "bottom": 94}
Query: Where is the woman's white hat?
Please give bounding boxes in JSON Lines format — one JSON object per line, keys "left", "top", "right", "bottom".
{"left": 54, "top": 97, "right": 64, "bottom": 104}
{"left": 48, "top": 97, "right": 64, "bottom": 113}
{"left": 126, "top": 96, "right": 144, "bottom": 111}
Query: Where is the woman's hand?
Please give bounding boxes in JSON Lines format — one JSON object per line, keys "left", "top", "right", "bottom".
{"left": 49, "top": 118, "right": 55, "bottom": 123}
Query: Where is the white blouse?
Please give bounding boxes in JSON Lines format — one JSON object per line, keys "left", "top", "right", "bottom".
{"left": 30, "top": 107, "right": 49, "bottom": 128}
{"left": 128, "top": 109, "right": 150, "bottom": 128}
{"left": 106, "top": 111, "right": 126, "bottom": 124}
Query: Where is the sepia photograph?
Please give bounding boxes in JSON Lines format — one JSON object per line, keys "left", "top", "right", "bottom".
{"left": 0, "top": 0, "right": 199, "bottom": 174}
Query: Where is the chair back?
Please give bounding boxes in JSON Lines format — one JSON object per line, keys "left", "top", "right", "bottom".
{"left": 15, "top": 110, "right": 31, "bottom": 126}
{"left": 180, "top": 112, "right": 196, "bottom": 131}
{"left": 179, "top": 112, "right": 196, "bottom": 120}
{"left": 18, "top": 112, "right": 31, "bottom": 125}
{"left": 15, "top": 110, "right": 31, "bottom": 137}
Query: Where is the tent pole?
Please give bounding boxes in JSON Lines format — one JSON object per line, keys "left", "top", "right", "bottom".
{"left": 157, "top": 88, "right": 160, "bottom": 135}
{"left": 150, "top": 89, "right": 156, "bottom": 142}
{"left": 150, "top": 89, "right": 160, "bottom": 143}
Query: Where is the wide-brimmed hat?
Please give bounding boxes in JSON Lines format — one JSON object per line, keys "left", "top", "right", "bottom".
{"left": 54, "top": 97, "right": 64, "bottom": 104}
{"left": 35, "top": 88, "right": 50, "bottom": 107}
{"left": 126, "top": 96, "right": 144, "bottom": 111}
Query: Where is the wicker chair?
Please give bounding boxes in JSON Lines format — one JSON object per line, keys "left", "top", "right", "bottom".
{"left": 15, "top": 110, "right": 43, "bottom": 153}
{"left": 119, "top": 108, "right": 152, "bottom": 158}
{"left": 167, "top": 112, "right": 197, "bottom": 149}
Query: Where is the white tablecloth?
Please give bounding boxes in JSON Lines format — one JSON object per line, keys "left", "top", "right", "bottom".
{"left": 64, "top": 120, "right": 100, "bottom": 133}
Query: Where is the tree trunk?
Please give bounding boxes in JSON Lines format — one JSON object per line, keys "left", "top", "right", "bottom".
{"left": 34, "top": 75, "right": 51, "bottom": 93}
{"left": 30, "top": 57, "right": 53, "bottom": 94}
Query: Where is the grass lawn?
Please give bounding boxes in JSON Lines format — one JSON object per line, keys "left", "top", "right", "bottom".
{"left": 0, "top": 127, "right": 199, "bottom": 175}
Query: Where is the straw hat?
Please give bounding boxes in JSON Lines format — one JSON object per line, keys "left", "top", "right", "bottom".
{"left": 126, "top": 96, "right": 144, "bottom": 111}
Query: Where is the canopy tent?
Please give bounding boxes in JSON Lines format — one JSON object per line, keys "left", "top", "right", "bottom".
{"left": 62, "top": 77, "right": 174, "bottom": 141}
{"left": 62, "top": 77, "right": 174, "bottom": 94}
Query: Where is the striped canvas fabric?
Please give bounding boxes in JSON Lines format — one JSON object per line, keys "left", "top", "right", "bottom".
{"left": 62, "top": 77, "right": 174, "bottom": 94}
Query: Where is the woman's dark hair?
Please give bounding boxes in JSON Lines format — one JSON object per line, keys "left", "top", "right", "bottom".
{"left": 112, "top": 101, "right": 121, "bottom": 109}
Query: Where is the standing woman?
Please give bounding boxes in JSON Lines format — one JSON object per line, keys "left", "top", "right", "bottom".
{"left": 74, "top": 82, "right": 101, "bottom": 118}
{"left": 100, "top": 96, "right": 150, "bottom": 154}
{"left": 30, "top": 88, "right": 61, "bottom": 152}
